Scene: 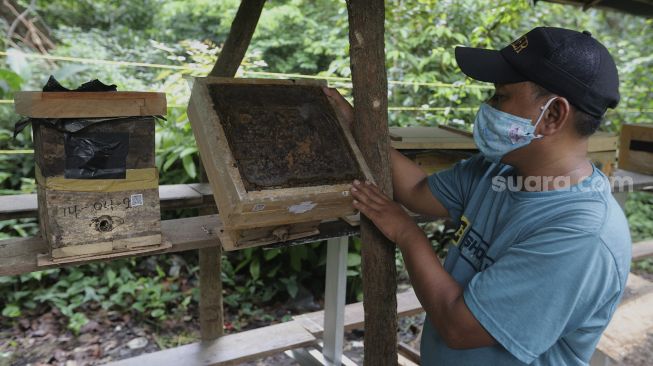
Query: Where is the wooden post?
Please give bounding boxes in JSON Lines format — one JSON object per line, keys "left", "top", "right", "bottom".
{"left": 346, "top": 0, "right": 399, "bottom": 364}
{"left": 209, "top": 0, "right": 266, "bottom": 77}
{"left": 199, "top": 0, "right": 266, "bottom": 341}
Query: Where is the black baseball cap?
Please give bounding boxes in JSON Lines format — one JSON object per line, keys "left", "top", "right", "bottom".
{"left": 455, "top": 27, "right": 620, "bottom": 118}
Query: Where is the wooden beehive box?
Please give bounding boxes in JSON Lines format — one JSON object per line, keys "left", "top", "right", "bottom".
{"left": 14, "top": 91, "right": 167, "bottom": 263}
{"left": 390, "top": 126, "right": 619, "bottom": 176}
{"left": 619, "top": 123, "right": 653, "bottom": 175}
{"left": 188, "top": 77, "right": 373, "bottom": 250}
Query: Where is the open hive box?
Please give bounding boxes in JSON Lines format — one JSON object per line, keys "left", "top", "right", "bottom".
{"left": 14, "top": 90, "right": 167, "bottom": 264}
{"left": 188, "top": 77, "right": 373, "bottom": 250}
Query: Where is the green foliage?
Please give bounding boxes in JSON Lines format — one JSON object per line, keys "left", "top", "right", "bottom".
{"left": 625, "top": 192, "right": 653, "bottom": 243}
{"left": 0, "top": 256, "right": 197, "bottom": 333}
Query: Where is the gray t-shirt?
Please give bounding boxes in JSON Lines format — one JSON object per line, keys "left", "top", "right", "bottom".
{"left": 421, "top": 154, "right": 631, "bottom": 365}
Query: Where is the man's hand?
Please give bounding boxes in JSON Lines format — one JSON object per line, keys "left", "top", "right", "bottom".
{"left": 323, "top": 87, "right": 354, "bottom": 132}
{"left": 350, "top": 179, "right": 421, "bottom": 245}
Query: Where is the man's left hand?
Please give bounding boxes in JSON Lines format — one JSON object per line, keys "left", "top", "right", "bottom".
{"left": 350, "top": 179, "right": 420, "bottom": 244}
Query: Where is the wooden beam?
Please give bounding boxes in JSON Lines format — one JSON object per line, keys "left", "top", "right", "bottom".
{"left": 346, "top": 0, "right": 398, "bottom": 364}
{"left": 0, "top": 216, "right": 361, "bottom": 277}
{"left": 107, "top": 320, "right": 316, "bottom": 366}
{"left": 293, "top": 288, "right": 422, "bottom": 336}
{"left": 0, "top": 215, "right": 221, "bottom": 276}
{"left": 203, "top": 0, "right": 266, "bottom": 340}
{"left": 208, "top": 0, "right": 266, "bottom": 77}
{"left": 633, "top": 239, "right": 653, "bottom": 261}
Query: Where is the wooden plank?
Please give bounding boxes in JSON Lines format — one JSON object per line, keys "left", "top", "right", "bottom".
{"left": 0, "top": 215, "right": 363, "bottom": 276}
{"left": 438, "top": 124, "right": 473, "bottom": 137}
{"left": 0, "top": 215, "right": 222, "bottom": 276}
{"left": 107, "top": 320, "right": 316, "bottom": 366}
{"left": 390, "top": 127, "right": 476, "bottom": 150}
{"left": 389, "top": 127, "right": 617, "bottom": 153}
{"left": 398, "top": 352, "right": 420, "bottom": 366}
{"left": 398, "top": 342, "right": 421, "bottom": 365}
{"left": 613, "top": 169, "right": 653, "bottom": 192}
{"left": 596, "top": 274, "right": 653, "bottom": 362}
{"left": 589, "top": 132, "right": 619, "bottom": 152}
{"left": 0, "top": 184, "right": 213, "bottom": 220}
{"left": 0, "top": 193, "right": 38, "bottom": 219}
{"left": 633, "top": 239, "right": 653, "bottom": 261}
{"left": 293, "top": 288, "right": 422, "bottom": 336}
{"left": 14, "top": 91, "right": 167, "bottom": 118}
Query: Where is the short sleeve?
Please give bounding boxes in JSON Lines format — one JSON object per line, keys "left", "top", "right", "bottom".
{"left": 427, "top": 153, "right": 492, "bottom": 225}
{"left": 463, "top": 229, "right": 622, "bottom": 364}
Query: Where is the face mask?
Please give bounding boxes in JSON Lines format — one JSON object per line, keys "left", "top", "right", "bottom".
{"left": 473, "top": 97, "right": 557, "bottom": 163}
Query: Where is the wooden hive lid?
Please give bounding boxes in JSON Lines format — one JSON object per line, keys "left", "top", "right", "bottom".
{"left": 389, "top": 126, "right": 618, "bottom": 152}
{"left": 14, "top": 91, "right": 167, "bottom": 118}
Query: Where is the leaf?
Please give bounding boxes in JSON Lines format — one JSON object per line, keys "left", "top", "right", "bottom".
{"left": 0, "top": 68, "right": 22, "bottom": 97}
{"left": 162, "top": 154, "right": 178, "bottom": 172}
{"left": 290, "top": 250, "right": 302, "bottom": 272}
{"left": 179, "top": 147, "right": 196, "bottom": 158}
{"left": 2, "top": 304, "right": 20, "bottom": 317}
{"left": 182, "top": 154, "right": 197, "bottom": 178}
{"left": 263, "top": 249, "right": 280, "bottom": 260}
{"left": 284, "top": 279, "right": 298, "bottom": 298}
{"left": 347, "top": 253, "right": 361, "bottom": 267}
{"left": 151, "top": 308, "right": 166, "bottom": 318}
{"left": 107, "top": 269, "right": 117, "bottom": 288}
{"left": 249, "top": 257, "right": 260, "bottom": 280}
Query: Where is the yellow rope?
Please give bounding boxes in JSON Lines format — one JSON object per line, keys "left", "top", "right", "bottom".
{"left": 0, "top": 149, "right": 34, "bottom": 154}
{"left": 0, "top": 50, "right": 491, "bottom": 89}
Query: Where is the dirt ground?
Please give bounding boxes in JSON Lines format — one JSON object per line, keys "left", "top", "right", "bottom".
{"left": 2, "top": 281, "right": 652, "bottom": 366}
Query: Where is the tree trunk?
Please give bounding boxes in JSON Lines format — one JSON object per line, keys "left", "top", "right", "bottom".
{"left": 346, "top": 0, "right": 398, "bottom": 364}
{"left": 209, "top": 0, "right": 266, "bottom": 77}
{"left": 200, "top": 0, "right": 266, "bottom": 341}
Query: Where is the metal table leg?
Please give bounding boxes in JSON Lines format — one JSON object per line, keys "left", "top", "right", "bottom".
{"left": 322, "top": 236, "right": 349, "bottom": 365}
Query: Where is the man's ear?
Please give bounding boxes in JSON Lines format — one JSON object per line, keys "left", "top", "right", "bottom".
{"left": 538, "top": 97, "right": 571, "bottom": 136}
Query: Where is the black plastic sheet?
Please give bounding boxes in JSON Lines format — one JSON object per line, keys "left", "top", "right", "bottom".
{"left": 14, "top": 77, "right": 163, "bottom": 180}
{"left": 64, "top": 132, "right": 129, "bottom": 179}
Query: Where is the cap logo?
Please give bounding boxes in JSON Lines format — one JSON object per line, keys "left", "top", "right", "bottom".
{"left": 511, "top": 36, "right": 528, "bottom": 54}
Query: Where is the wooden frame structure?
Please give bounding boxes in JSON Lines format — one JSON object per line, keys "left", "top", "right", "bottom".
{"left": 188, "top": 77, "right": 373, "bottom": 250}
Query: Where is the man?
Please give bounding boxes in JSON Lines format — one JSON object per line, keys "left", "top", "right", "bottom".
{"left": 327, "top": 27, "right": 631, "bottom": 365}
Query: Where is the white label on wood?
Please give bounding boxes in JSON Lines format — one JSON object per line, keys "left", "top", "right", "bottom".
{"left": 288, "top": 201, "right": 317, "bottom": 214}
{"left": 130, "top": 194, "right": 144, "bottom": 207}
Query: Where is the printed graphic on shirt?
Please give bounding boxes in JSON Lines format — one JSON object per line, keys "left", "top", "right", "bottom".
{"left": 452, "top": 215, "right": 495, "bottom": 272}
{"left": 453, "top": 215, "right": 471, "bottom": 244}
